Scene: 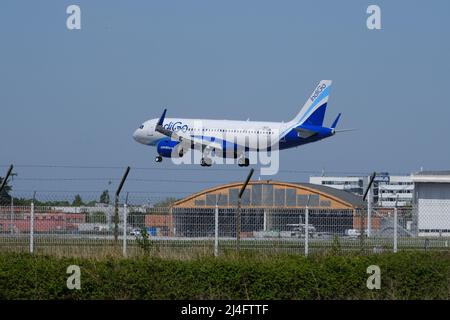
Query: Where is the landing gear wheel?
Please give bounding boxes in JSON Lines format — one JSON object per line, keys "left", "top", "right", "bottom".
{"left": 155, "top": 156, "right": 163, "bottom": 163}
{"left": 200, "top": 157, "right": 212, "bottom": 167}
{"left": 238, "top": 157, "right": 250, "bottom": 167}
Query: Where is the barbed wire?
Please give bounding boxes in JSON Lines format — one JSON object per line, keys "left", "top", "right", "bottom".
{"left": 0, "top": 164, "right": 408, "bottom": 176}
{"left": 10, "top": 190, "right": 190, "bottom": 194}
{"left": 12, "top": 177, "right": 271, "bottom": 184}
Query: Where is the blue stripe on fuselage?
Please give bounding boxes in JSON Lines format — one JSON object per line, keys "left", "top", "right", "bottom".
{"left": 279, "top": 126, "right": 333, "bottom": 150}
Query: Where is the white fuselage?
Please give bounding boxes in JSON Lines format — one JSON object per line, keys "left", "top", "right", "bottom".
{"left": 133, "top": 117, "right": 293, "bottom": 151}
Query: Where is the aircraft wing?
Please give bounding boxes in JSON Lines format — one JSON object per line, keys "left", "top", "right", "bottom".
{"left": 155, "top": 109, "right": 223, "bottom": 151}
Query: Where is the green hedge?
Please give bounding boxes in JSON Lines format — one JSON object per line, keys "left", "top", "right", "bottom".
{"left": 0, "top": 251, "right": 449, "bottom": 299}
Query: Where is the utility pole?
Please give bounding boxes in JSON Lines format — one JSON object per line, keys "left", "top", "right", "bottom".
{"left": 115, "top": 166, "right": 130, "bottom": 242}
{"left": 236, "top": 168, "right": 254, "bottom": 252}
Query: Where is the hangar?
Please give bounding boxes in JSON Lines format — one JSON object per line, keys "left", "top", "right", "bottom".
{"left": 166, "top": 180, "right": 365, "bottom": 238}
{"left": 411, "top": 171, "right": 450, "bottom": 236}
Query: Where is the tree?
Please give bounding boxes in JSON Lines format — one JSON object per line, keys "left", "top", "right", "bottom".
{"left": 86, "top": 211, "right": 107, "bottom": 223}
{"left": 99, "top": 190, "right": 110, "bottom": 204}
{"left": 149, "top": 197, "right": 178, "bottom": 214}
{"left": 72, "top": 194, "right": 84, "bottom": 207}
{"left": 153, "top": 197, "right": 178, "bottom": 208}
{"left": 0, "top": 176, "right": 12, "bottom": 204}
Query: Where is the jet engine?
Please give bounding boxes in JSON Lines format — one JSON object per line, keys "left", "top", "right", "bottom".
{"left": 156, "top": 140, "right": 183, "bottom": 158}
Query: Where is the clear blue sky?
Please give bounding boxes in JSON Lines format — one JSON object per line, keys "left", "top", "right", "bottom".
{"left": 1, "top": 1, "right": 449, "bottom": 202}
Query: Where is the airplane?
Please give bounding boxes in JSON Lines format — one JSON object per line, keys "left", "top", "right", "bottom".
{"left": 133, "top": 80, "right": 347, "bottom": 167}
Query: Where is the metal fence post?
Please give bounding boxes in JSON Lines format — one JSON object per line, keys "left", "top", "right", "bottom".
{"left": 10, "top": 197, "right": 14, "bottom": 235}
{"left": 263, "top": 209, "right": 267, "bottom": 231}
{"left": 394, "top": 206, "right": 398, "bottom": 253}
{"left": 305, "top": 204, "right": 309, "bottom": 257}
{"left": 214, "top": 204, "right": 219, "bottom": 257}
{"left": 30, "top": 194, "right": 35, "bottom": 254}
{"left": 236, "top": 199, "right": 241, "bottom": 252}
{"left": 1, "top": 164, "right": 14, "bottom": 235}
{"left": 367, "top": 177, "right": 372, "bottom": 237}
{"left": 362, "top": 172, "right": 377, "bottom": 248}
{"left": 123, "top": 202, "right": 128, "bottom": 257}
{"left": 114, "top": 166, "right": 130, "bottom": 242}
{"left": 236, "top": 168, "right": 254, "bottom": 253}
{"left": 114, "top": 195, "right": 119, "bottom": 242}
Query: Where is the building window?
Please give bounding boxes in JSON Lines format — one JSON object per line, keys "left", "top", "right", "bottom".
{"left": 205, "top": 194, "right": 217, "bottom": 206}
{"left": 194, "top": 200, "right": 205, "bottom": 206}
{"left": 229, "top": 188, "right": 239, "bottom": 206}
{"left": 297, "top": 194, "right": 308, "bottom": 206}
{"left": 251, "top": 185, "right": 262, "bottom": 206}
{"left": 217, "top": 194, "right": 228, "bottom": 206}
{"left": 309, "top": 195, "right": 320, "bottom": 207}
{"left": 274, "top": 189, "right": 285, "bottom": 206}
{"left": 262, "top": 184, "right": 273, "bottom": 206}
{"left": 286, "top": 189, "right": 296, "bottom": 207}
{"left": 320, "top": 200, "right": 331, "bottom": 207}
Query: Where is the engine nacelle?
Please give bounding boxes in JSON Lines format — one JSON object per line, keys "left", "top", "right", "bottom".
{"left": 156, "top": 140, "right": 181, "bottom": 158}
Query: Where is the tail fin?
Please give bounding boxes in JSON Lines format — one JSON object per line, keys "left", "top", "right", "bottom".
{"left": 291, "top": 80, "right": 332, "bottom": 126}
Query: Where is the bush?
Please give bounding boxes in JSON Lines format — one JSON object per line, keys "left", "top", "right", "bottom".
{"left": 0, "top": 251, "right": 448, "bottom": 299}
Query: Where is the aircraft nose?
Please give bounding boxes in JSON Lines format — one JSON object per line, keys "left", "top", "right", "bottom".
{"left": 133, "top": 129, "right": 139, "bottom": 142}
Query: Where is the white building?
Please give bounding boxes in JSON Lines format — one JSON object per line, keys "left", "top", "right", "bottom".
{"left": 377, "top": 175, "right": 414, "bottom": 207}
{"left": 309, "top": 176, "right": 364, "bottom": 196}
{"left": 309, "top": 174, "right": 413, "bottom": 207}
{"left": 411, "top": 171, "right": 450, "bottom": 236}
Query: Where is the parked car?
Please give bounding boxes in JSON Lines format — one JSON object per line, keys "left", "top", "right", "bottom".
{"left": 345, "top": 229, "right": 368, "bottom": 238}
{"left": 130, "top": 228, "right": 141, "bottom": 236}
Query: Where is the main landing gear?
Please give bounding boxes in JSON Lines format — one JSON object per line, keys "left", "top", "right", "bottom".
{"left": 155, "top": 155, "right": 163, "bottom": 163}
{"left": 238, "top": 157, "right": 250, "bottom": 167}
{"left": 199, "top": 156, "right": 249, "bottom": 167}
{"left": 200, "top": 157, "right": 212, "bottom": 167}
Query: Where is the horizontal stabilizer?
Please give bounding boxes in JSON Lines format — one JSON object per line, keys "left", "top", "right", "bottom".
{"left": 334, "top": 128, "right": 357, "bottom": 133}
{"left": 294, "top": 127, "right": 318, "bottom": 139}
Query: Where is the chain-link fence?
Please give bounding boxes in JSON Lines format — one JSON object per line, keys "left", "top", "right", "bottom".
{"left": 1, "top": 192, "right": 449, "bottom": 257}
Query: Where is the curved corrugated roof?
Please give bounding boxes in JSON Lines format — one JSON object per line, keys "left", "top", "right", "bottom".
{"left": 292, "top": 182, "right": 365, "bottom": 208}
{"left": 172, "top": 180, "right": 365, "bottom": 208}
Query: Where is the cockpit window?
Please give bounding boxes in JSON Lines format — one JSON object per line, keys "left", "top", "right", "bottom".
{"left": 139, "top": 125, "right": 144, "bottom": 129}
